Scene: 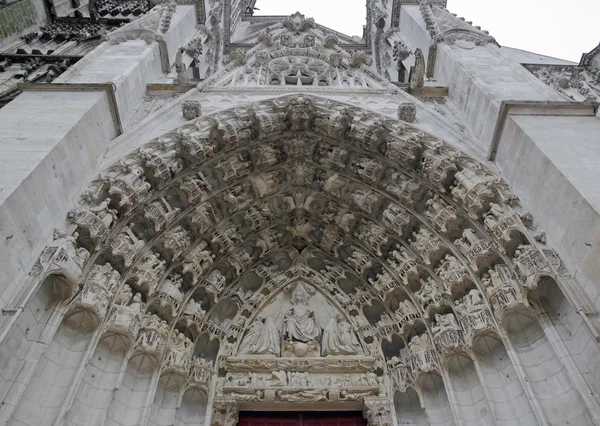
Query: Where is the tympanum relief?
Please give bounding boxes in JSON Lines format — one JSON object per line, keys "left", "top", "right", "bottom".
{"left": 234, "top": 281, "right": 366, "bottom": 359}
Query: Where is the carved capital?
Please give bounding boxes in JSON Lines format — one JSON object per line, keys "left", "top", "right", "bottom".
{"left": 363, "top": 397, "right": 393, "bottom": 426}
{"left": 211, "top": 397, "right": 239, "bottom": 426}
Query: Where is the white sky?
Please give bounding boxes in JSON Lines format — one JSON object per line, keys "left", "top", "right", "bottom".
{"left": 254, "top": 0, "right": 600, "bottom": 62}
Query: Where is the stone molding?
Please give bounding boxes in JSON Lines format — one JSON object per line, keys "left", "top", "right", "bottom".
{"left": 19, "top": 82, "right": 124, "bottom": 134}
{"left": 487, "top": 100, "right": 599, "bottom": 160}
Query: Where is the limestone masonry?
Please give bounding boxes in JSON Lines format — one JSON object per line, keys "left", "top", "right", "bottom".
{"left": 0, "top": 0, "right": 599, "bottom": 425}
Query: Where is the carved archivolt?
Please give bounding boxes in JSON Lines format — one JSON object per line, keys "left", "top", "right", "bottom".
{"left": 35, "top": 94, "right": 571, "bottom": 412}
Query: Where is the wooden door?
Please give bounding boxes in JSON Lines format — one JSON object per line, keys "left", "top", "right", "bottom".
{"left": 238, "top": 411, "right": 366, "bottom": 426}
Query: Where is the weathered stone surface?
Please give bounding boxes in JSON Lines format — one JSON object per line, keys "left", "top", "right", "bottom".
{"left": 0, "top": 4, "right": 599, "bottom": 426}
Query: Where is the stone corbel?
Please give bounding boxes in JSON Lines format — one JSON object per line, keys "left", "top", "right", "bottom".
{"left": 30, "top": 230, "right": 89, "bottom": 287}
{"left": 363, "top": 397, "right": 393, "bottom": 426}
{"left": 211, "top": 397, "right": 239, "bottom": 426}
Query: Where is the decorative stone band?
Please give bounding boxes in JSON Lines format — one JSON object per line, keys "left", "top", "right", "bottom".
{"left": 222, "top": 356, "right": 377, "bottom": 373}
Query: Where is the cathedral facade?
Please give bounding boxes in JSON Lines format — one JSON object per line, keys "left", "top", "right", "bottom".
{"left": 0, "top": 0, "right": 600, "bottom": 425}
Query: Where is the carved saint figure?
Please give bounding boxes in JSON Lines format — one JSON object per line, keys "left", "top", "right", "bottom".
{"left": 433, "top": 313, "right": 459, "bottom": 334}
{"left": 322, "top": 314, "right": 362, "bottom": 356}
{"left": 89, "top": 197, "right": 118, "bottom": 229}
{"left": 238, "top": 317, "right": 280, "bottom": 356}
{"left": 126, "top": 293, "right": 144, "bottom": 314}
{"left": 175, "top": 47, "right": 190, "bottom": 84}
{"left": 284, "top": 282, "right": 319, "bottom": 342}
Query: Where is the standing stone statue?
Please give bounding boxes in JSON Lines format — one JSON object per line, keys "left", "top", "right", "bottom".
{"left": 322, "top": 314, "right": 362, "bottom": 356}
{"left": 175, "top": 47, "right": 190, "bottom": 84}
{"left": 238, "top": 317, "right": 280, "bottom": 356}
{"left": 409, "top": 48, "right": 425, "bottom": 93}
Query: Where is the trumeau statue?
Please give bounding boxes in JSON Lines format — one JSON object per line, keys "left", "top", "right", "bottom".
{"left": 284, "top": 282, "right": 319, "bottom": 343}
{"left": 322, "top": 314, "right": 362, "bottom": 356}
{"left": 238, "top": 318, "right": 281, "bottom": 357}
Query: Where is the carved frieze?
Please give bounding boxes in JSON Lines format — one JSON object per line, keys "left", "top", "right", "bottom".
{"left": 222, "top": 356, "right": 377, "bottom": 373}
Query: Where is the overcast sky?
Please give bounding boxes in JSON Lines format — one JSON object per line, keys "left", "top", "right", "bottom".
{"left": 255, "top": 0, "right": 599, "bottom": 62}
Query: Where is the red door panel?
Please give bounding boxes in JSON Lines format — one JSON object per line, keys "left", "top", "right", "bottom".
{"left": 238, "top": 412, "right": 367, "bottom": 426}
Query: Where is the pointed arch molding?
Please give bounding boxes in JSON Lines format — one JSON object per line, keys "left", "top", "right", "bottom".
{"left": 27, "top": 94, "right": 586, "bottom": 413}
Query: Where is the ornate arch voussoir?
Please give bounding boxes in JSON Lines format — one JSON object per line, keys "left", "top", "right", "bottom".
{"left": 50, "top": 94, "right": 555, "bottom": 387}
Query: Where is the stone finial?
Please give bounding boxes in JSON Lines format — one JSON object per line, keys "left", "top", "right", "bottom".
{"left": 182, "top": 100, "right": 202, "bottom": 120}
{"left": 397, "top": 103, "right": 416, "bottom": 123}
